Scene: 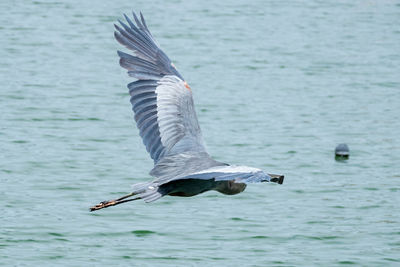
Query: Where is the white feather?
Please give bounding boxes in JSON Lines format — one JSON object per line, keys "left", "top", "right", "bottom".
{"left": 193, "top": 165, "right": 261, "bottom": 175}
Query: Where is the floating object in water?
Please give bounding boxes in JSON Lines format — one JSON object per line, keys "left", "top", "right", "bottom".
{"left": 335, "top": 143, "right": 349, "bottom": 160}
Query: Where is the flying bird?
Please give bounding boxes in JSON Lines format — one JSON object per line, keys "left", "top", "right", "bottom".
{"left": 90, "top": 12, "right": 284, "bottom": 211}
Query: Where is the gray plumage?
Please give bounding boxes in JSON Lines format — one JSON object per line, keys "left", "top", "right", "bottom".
{"left": 89, "top": 12, "right": 284, "bottom": 211}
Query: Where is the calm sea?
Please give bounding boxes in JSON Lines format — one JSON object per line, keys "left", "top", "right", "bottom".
{"left": 1, "top": 0, "right": 399, "bottom": 266}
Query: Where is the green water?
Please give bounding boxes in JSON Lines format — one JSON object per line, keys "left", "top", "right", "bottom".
{"left": 1, "top": 0, "right": 400, "bottom": 266}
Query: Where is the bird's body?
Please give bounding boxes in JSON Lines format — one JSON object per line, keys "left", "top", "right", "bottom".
{"left": 90, "top": 12, "right": 284, "bottom": 211}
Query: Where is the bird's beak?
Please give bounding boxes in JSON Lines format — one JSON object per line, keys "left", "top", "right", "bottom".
{"left": 267, "top": 174, "right": 284, "bottom": 184}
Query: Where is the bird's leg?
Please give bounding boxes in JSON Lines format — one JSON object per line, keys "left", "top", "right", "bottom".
{"left": 89, "top": 192, "right": 140, "bottom": 212}
{"left": 267, "top": 174, "right": 284, "bottom": 184}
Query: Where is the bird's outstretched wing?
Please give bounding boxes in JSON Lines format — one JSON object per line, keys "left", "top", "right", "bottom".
{"left": 115, "top": 12, "right": 207, "bottom": 164}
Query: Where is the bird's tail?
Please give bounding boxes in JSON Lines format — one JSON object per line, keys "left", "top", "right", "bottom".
{"left": 131, "top": 182, "right": 164, "bottom": 203}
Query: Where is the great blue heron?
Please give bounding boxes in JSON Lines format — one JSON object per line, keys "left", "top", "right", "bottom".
{"left": 90, "top": 12, "right": 284, "bottom": 212}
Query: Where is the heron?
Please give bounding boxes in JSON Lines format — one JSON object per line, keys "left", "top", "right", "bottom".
{"left": 90, "top": 12, "right": 284, "bottom": 212}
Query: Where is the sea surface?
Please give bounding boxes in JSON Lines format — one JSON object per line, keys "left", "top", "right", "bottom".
{"left": 1, "top": 0, "right": 399, "bottom": 266}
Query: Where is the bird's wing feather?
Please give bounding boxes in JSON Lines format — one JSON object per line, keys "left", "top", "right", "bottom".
{"left": 149, "top": 152, "right": 227, "bottom": 184}
{"left": 151, "top": 164, "right": 271, "bottom": 187}
{"left": 174, "top": 165, "right": 271, "bottom": 184}
{"left": 115, "top": 12, "right": 207, "bottom": 164}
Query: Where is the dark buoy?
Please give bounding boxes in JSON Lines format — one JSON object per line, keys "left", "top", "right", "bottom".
{"left": 335, "top": 143, "right": 349, "bottom": 160}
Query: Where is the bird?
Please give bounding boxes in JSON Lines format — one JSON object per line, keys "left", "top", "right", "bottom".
{"left": 90, "top": 12, "right": 284, "bottom": 211}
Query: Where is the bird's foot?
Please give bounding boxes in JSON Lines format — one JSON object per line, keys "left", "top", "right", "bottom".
{"left": 90, "top": 200, "right": 117, "bottom": 212}
{"left": 89, "top": 192, "right": 140, "bottom": 212}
